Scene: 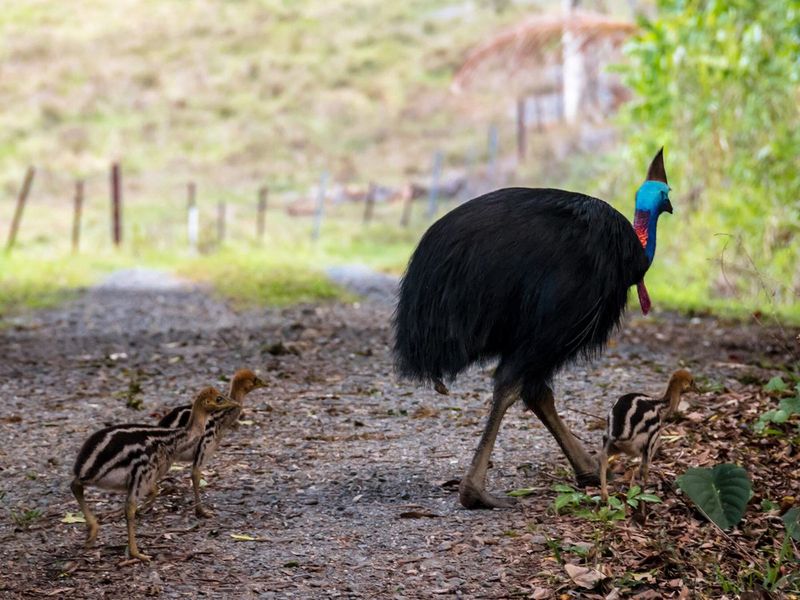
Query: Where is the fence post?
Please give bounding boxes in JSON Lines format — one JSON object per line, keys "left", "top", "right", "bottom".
{"left": 516, "top": 97, "right": 527, "bottom": 162}
{"left": 311, "top": 171, "right": 328, "bottom": 242}
{"left": 257, "top": 186, "right": 268, "bottom": 242}
{"left": 187, "top": 182, "right": 198, "bottom": 253}
{"left": 400, "top": 185, "right": 413, "bottom": 227}
{"left": 72, "top": 180, "right": 84, "bottom": 254}
{"left": 427, "top": 151, "right": 443, "bottom": 219}
{"left": 362, "top": 182, "right": 376, "bottom": 225}
{"left": 5, "top": 166, "right": 35, "bottom": 252}
{"left": 217, "top": 201, "right": 226, "bottom": 247}
{"left": 110, "top": 162, "right": 122, "bottom": 246}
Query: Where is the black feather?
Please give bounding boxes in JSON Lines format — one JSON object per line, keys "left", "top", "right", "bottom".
{"left": 393, "top": 187, "right": 649, "bottom": 402}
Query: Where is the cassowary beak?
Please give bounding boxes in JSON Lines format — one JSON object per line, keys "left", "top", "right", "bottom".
{"left": 664, "top": 198, "right": 674, "bottom": 214}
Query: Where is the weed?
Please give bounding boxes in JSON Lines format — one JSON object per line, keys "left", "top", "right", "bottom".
{"left": 11, "top": 508, "right": 42, "bottom": 529}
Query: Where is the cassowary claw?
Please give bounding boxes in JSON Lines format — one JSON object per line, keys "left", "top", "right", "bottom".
{"left": 459, "top": 479, "right": 517, "bottom": 510}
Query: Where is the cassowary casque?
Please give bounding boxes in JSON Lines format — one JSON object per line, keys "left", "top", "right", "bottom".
{"left": 393, "top": 149, "right": 672, "bottom": 509}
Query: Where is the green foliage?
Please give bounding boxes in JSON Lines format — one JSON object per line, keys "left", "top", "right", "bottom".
{"left": 617, "top": 1, "right": 800, "bottom": 313}
{"left": 551, "top": 484, "right": 661, "bottom": 522}
{"left": 755, "top": 382, "right": 800, "bottom": 433}
{"left": 677, "top": 464, "right": 752, "bottom": 530}
{"left": 11, "top": 508, "right": 42, "bottom": 529}
{"left": 783, "top": 507, "right": 800, "bottom": 542}
{"left": 764, "top": 376, "right": 789, "bottom": 393}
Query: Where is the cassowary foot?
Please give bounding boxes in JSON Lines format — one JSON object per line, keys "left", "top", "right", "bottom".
{"left": 195, "top": 505, "right": 213, "bottom": 519}
{"left": 459, "top": 479, "right": 517, "bottom": 509}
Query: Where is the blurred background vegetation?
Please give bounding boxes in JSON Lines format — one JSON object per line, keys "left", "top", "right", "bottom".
{"left": 0, "top": 0, "right": 797, "bottom": 321}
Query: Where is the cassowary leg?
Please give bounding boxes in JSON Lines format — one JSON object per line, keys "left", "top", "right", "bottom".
{"left": 527, "top": 386, "right": 599, "bottom": 486}
{"left": 459, "top": 386, "right": 518, "bottom": 509}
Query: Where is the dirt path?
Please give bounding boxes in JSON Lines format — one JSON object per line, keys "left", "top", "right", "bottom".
{"left": 0, "top": 269, "right": 789, "bottom": 598}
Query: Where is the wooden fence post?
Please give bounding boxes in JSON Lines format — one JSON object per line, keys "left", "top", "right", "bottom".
{"left": 311, "top": 172, "right": 328, "bottom": 242}
{"left": 427, "top": 151, "right": 443, "bottom": 219}
{"left": 257, "top": 186, "right": 268, "bottom": 241}
{"left": 400, "top": 185, "right": 413, "bottom": 227}
{"left": 217, "top": 201, "right": 226, "bottom": 246}
{"left": 5, "top": 166, "right": 35, "bottom": 252}
{"left": 72, "top": 180, "right": 84, "bottom": 254}
{"left": 187, "top": 182, "right": 198, "bottom": 253}
{"left": 110, "top": 162, "right": 122, "bottom": 246}
{"left": 362, "top": 182, "right": 376, "bottom": 225}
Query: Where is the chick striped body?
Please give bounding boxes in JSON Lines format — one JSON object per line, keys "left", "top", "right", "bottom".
{"left": 158, "top": 403, "right": 241, "bottom": 467}
{"left": 70, "top": 387, "right": 236, "bottom": 561}
{"left": 602, "top": 393, "right": 665, "bottom": 465}
{"left": 599, "top": 369, "right": 697, "bottom": 501}
{"left": 74, "top": 423, "right": 204, "bottom": 499}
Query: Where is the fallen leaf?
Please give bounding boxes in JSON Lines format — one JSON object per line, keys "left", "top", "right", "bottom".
{"left": 564, "top": 563, "right": 606, "bottom": 589}
{"left": 230, "top": 533, "right": 256, "bottom": 541}
{"left": 60, "top": 512, "right": 86, "bottom": 524}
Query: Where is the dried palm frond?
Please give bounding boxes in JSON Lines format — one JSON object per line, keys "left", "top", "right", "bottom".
{"left": 452, "top": 10, "right": 637, "bottom": 94}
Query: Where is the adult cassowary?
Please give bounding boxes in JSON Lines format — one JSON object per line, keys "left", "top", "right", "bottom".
{"left": 393, "top": 149, "right": 672, "bottom": 509}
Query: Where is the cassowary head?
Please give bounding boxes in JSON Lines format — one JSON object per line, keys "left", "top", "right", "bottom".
{"left": 633, "top": 148, "right": 672, "bottom": 316}
{"left": 635, "top": 148, "right": 672, "bottom": 217}
{"left": 633, "top": 148, "right": 672, "bottom": 265}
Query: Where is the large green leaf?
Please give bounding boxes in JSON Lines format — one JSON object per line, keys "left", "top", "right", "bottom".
{"left": 677, "top": 464, "right": 752, "bottom": 530}
{"left": 783, "top": 507, "right": 800, "bottom": 541}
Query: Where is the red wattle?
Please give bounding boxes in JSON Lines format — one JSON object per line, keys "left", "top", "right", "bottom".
{"left": 637, "top": 280, "right": 651, "bottom": 315}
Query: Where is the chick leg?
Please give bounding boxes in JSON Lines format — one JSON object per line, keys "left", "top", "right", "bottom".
{"left": 71, "top": 479, "right": 99, "bottom": 547}
{"left": 138, "top": 485, "right": 160, "bottom": 515}
{"left": 125, "top": 496, "right": 150, "bottom": 562}
{"left": 191, "top": 466, "right": 212, "bottom": 518}
{"left": 599, "top": 448, "right": 610, "bottom": 502}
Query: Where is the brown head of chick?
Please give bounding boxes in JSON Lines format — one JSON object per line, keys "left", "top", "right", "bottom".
{"left": 229, "top": 368, "right": 267, "bottom": 402}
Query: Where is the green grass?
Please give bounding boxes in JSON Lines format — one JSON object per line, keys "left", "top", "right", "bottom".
{"left": 176, "top": 250, "right": 352, "bottom": 308}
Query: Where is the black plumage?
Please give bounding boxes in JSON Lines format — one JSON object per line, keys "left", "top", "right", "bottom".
{"left": 395, "top": 188, "right": 648, "bottom": 398}
{"left": 393, "top": 150, "right": 670, "bottom": 509}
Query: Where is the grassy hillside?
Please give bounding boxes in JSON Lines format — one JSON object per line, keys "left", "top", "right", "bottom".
{"left": 0, "top": 0, "right": 539, "bottom": 197}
